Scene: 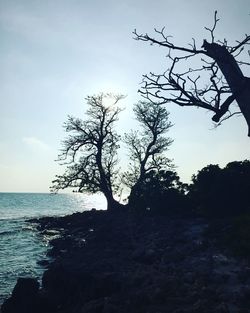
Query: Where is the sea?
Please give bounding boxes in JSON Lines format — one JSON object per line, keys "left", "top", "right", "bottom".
{"left": 0, "top": 192, "right": 107, "bottom": 304}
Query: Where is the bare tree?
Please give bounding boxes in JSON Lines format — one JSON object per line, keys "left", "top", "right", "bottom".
{"left": 51, "top": 95, "right": 174, "bottom": 210}
{"left": 133, "top": 11, "right": 250, "bottom": 136}
{"left": 123, "top": 101, "right": 173, "bottom": 205}
{"left": 51, "top": 93, "right": 125, "bottom": 210}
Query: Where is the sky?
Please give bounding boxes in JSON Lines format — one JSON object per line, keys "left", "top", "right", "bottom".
{"left": 0, "top": 0, "right": 249, "bottom": 192}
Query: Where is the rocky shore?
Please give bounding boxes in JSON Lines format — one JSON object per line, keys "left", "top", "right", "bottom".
{"left": 2, "top": 209, "right": 250, "bottom": 313}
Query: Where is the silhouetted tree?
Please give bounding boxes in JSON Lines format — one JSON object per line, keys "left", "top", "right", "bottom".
{"left": 51, "top": 95, "right": 175, "bottom": 211}
{"left": 127, "top": 169, "right": 188, "bottom": 214}
{"left": 188, "top": 164, "right": 223, "bottom": 216}
{"left": 134, "top": 12, "right": 250, "bottom": 136}
{"left": 188, "top": 160, "right": 250, "bottom": 217}
{"left": 123, "top": 101, "right": 173, "bottom": 206}
{"left": 51, "top": 93, "right": 125, "bottom": 210}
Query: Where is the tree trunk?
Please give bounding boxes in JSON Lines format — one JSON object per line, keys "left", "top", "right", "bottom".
{"left": 235, "top": 78, "right": 250, "bottom": 136}
{"left": 105, "top": 194, "right": 125, "bottom": 211}
{"left": 96, "top": 147, "right": 122, "bottom": 210}
{"left": 203, "top": 41, "right": 250, "bottom": 136}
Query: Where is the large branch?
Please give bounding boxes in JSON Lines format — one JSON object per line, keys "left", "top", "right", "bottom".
{"left": 133, "top": 28, "right": 206, "bottom": 55}
{"left": 212, "top": 94, "right": 235, "bottom": 122}
{"left": 135, "top": 11, "right": 250, "bottom": 134}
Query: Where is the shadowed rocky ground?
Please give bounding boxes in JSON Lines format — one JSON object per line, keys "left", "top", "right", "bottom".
{"left": 2, "top": 209, "right": 250, "bottom": 313}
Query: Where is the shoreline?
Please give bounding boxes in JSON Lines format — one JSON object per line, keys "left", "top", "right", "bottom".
{"left": 2, "top": 209, "right": 250, "bottom": 312}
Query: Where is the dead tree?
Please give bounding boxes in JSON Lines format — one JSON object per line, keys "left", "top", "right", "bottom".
{"left": 51, "top": 96, "right": 174, "bottom": 210}
{"left": 134, "top": 11, "right": 250, "bottom": 136}
{"left": 123, "top": 101, "right": 173, "bottom": 205}
{"left": 51, "top": 93, "right": 125, "bottom": 210}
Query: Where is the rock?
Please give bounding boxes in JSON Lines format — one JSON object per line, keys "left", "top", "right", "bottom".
{"left": 214, "top": 303, "right": 230, "bottom": 313}
{"left": 132, "top": 247, "right": 157, "bottom": 264}
{"left": 37, "top": 259, "right": 50, "bottom": 267}
{"left": 3, "top": 211, "right": 250, "bottom": 313}
{"left": 183, "top": 271, "right": 195, "bottom": 284}
{"left": 12, "top": 277, "right": 39, "bottom": 298}
{"left": 42, "top": 265, "right": 79, "bottom": 304}
{"left": 1, "top": 278, "right": 40, "bottom": 313}
{"left": 80, "top": 298, "right": 104, "bottom": 313}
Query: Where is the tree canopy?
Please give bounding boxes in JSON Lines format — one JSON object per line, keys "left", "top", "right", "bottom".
{"left": 123, "top": 101, "right": 173, "bottom": 189}
{"left": 51, "top": 93, "right": 125, "bottom": 210}
{"left": 51, "top": 94, "right": 173, "bottom": 210}
{"left": 188, "top": 160, "right": 250, "bottom": 217}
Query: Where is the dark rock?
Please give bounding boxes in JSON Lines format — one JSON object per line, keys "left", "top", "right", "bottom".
{"left": 132, "top": 247, "right": 157, "bottom": 264}
{"left": 3, "top": 211, "right": 250, "bottom": 313}
{"left": 12, "top": 277, "right": 39, "bottom": 298}
{"left": 89, "top": 273, "right": 122, "bottom": 299}
{"left": 183, "top": 271, "right": 195, "bottom": 284}
{"left": 42, "top": 265, "right": 86, "bottom": 305}
{"left": 80, "top": 298, "right": 104, "bottom": 313}
{"left": 1, "top": 278, "right": 40, "bottom": 313}
{"left": 214, "top": 303, "right": 230, "bottom": 313}
{"left": 37, "top": 259, "right": 50, "bottom": 267}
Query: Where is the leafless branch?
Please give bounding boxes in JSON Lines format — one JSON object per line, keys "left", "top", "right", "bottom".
{"left": 134, "top": 11, "right": 250, "bottom": 133}
{"left": 204, "top": 10, "right": 220, "bottom": 43}
{"left": 133, "top": 28, "right": 206, "bottom": 55}
{"left": 230, "top": 34, "right": 250, "bottom": 53}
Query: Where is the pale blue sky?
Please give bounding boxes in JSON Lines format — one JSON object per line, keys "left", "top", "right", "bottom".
{"left": 0, "top": 0, "right": 249, "bottom": 192}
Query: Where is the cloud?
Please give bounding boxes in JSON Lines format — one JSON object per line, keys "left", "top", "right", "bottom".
{"left": 22, "top": 137, "right": 49, "bottom": 151}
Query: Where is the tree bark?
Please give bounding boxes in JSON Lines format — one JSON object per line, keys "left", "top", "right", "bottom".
{"left": 203, "top": 41, "right": 250, "bottom": 136}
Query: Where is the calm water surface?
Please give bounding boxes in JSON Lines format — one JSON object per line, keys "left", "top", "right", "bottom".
{"left": 0, "top": 192, "right": 106, "bottom": 304}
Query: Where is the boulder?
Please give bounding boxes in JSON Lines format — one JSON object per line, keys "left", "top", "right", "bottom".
{"left": 1, "top": 278, "right": 40, "bottom": 313}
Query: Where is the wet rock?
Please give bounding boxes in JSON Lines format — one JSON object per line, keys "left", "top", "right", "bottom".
{"left": 37, "top": 259, "right": 50, "bottom": 267}
{"left": 1, "top": 278, "right": 40, "bottom": 313}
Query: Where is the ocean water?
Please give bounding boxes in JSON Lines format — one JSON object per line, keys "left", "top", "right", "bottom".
{"left": 0, "top": 192, "right": 107, "bottom": 304}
